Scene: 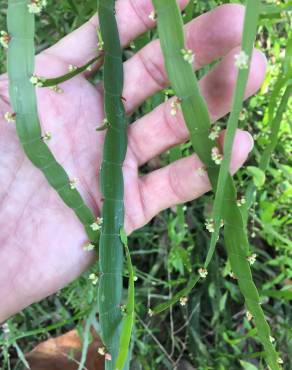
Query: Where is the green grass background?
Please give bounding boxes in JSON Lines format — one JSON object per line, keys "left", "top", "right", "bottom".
{"left": 0, "top": 1, "right": 291, "bottom": 369}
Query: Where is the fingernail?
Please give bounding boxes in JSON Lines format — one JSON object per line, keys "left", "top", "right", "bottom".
{"left": 238, "top": 130, "right": 254, "bottom": 153}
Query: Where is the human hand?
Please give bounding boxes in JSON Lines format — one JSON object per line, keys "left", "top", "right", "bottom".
{"left": 0, "top": 0, "right": 266, "bottom": 322}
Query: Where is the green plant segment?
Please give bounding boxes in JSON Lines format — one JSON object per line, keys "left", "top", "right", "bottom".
{"left": 40, "top": 55, "right": 102, "bottom": 87}
{"left": 152, "top": 1, "right": 280, "bottom": 369}
{"left": 6, "top": 0, "right": 99, "bottom": 244}
{"left": 97, "top": 0, "right": 130, "bottom": 368}
{"left": 115, "top": 229, "right": 135, "bottom": 370}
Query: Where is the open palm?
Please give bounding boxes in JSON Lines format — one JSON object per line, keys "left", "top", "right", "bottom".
{"left": 0, "top": 0, "right": 266, "bottom": 322}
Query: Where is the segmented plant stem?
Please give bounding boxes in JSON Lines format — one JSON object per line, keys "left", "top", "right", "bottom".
{"left": 153, "top": 1, "right": 280, "bottom": 368}
{"left": 7, "top": 0, "right": 98, "bottom": 244}
{"left": 98, "top": 1, "right": 128, "bottom": 368}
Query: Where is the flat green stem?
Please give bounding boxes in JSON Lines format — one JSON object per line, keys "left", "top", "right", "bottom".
{"left": 97, "top": 1, "right": 129, "bottom": 368}
{"left": 152, "top": 1, "right": 280, "bottom": 368}
{"left": 41, "top": 55, "right": 103, "bottom": 87}
{"left": 7, "top": 0, "right": 99, "bottom": 245}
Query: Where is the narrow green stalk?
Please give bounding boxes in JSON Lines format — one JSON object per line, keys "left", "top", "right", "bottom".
{"left": 115, "top": 229, "right": 135, "bottom": 370}
{"left": 152, "top": 1, "right": 280, "bottom": 368}
{"left": 97, "top": 1, "right": 129, "bottom": 368}
{"left": 7, "top": 0, "right": 99, "bottom": 245}
{"left": 41, "top": 55, "right": 102, "bottom": 87}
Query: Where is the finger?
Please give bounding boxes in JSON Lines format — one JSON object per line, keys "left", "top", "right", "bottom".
{"left": 131, "top": 129, "right": 253, "bottom": 231}
{"left": 127, "top": 48, "right": 266, "bottom": 166}
{"left": 123, "top": 4, "right": 246, "bottom": 113}
{"left": 44, "top": 0, "right": 188, "bottom": 66}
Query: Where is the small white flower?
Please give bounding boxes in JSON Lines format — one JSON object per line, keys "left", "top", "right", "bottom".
{"left": 27, "top": 0, "right": 47, "bottom": 14}
{"left": 269, "top": 335, "right": 275, "bottom": 343}
{"left": 120, "top": 304, "right": 127, "bottom": 313}
{"left": 277, "top": 357, "right": 283, "bottom": 365}
{"left": 97, "top": 29, "right": 104, "bottom": 51}
{"left": 198, "top": 268, "right": 208, "bottom": 279}
{"left": 247, "top": 253, "right": 257, "bottom": 265}
{"left": 148, "top": 11, "right": 156, "bottom": 22}
{"left": 246, "top": 310, "right": 253, "bottom": 321}
{"left": 90, "top": 217, "right": 103, "bottom": 231}
{"left": 234, "top": 50, "right": 249, "bottom": 70}
{"left": 49, "top": 85, "right": 63, "bottom": 93}
{"left": 42, "top": 131, "right": 52, "bottom": 143}
{"left": 237, "top": 196, "right": 246, "bottom": 207}
{"left": 170, "top": 98, "right": 181, "bottom": 116}
{"left": 0, "top": 31, "right": 10, "bottom": 48}
{"left": 4, "top": 112, "right": 16, "bottom": 123}
{"left": 179, "top": 297, "right": 188, "bottom": 306}
{"left": 2, "top": 323, "right": 10, "bottom": 335}
{"left": 229, "top": 272, "right": 237, "bottom": 279}
{"left": 133, "top": 276, "right": 138, "bottom": 282}
{"left": 148, "top": 308, "right": 154, "bottom": 317}
{"left": 68, "top": 64, "right": 78, "bottom": 72}
{"left": 197, "top": 167, "right": 206, "bottom": 176}
{"left": 96, "top": 118, "right": 110, "bottom": 131}
{"left": 98, "top": 346, "right": 106, "bottom": 356}
{"left": 208, "top": 126, "right": 220, "bottom": 140}
{"left": 211, "top": 147, "right": 223, "bottom": 165}
{"left": 83, "top": 242, "right": 95, "bottom": 252}
{"left": 205, "top": 218, "right": 215, "bottom": 233}
{"left": 89, "top": 273, "right": 99, "bottom": 285}
{"left": 69, "top": 178, "right": 78, "bottom": 190}
{"left": 181, "top": 48, "right": 195, "bottom": 65}
{"left": 30, "top": 74, "right": 45, "bottom": 87}
{"left": 86, "top": 65, "right": 92, "bottom": 72}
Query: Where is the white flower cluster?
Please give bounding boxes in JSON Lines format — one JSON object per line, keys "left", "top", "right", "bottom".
{"left": 30, "top": 74, "right": 45, "bottom": 87}
{"left": 170, "top": 98, "right": 181, "bottom": 116}
{"left": 49, "top": 85, "right": 63, "bottom": 93}
{"left": 148, "top": 11, "right": 156, "bottom": 22}
{"left": 83, "top": 242, "right": 95, "bottom": 252}
{"left": 41, "top": 131, "right": 52, "bottom": 143}
{"left": 69, "top": 178, "right": 78, "bottom": 190}
{"left": 97, "top": 29, "right": 104, "bottom": 51}
{"left": 98, "top": 346, "right": 111, "bottom": 360}
{"left": 27, "top": 0, "right": 47, "bottom": 14}
{"left": 237, "top": 196, "right": 246, "bottom": 207}
{"left": 247, "top": 253, "right": 257, "bottom": 265}
{"left": 205, "top": 218, "right": 215, "bottom": 233}
{"left": 234, "top": 50, "right": 249, "bottom": 70}
{"left": 211, "top": 147, "right": 223, "bottom": 165}
{"left": 181, "top": 48, "right": 195, "bottom": 65}
{"left": 90, "top": 217, "right": 103, "bottom": 231}
{"left": 89, "top": 273, "right": 99, "bottom": 285}
{"left": 246, "top": 310, "right": 253, "bottom": 321}
{"left": 208, "top": 126, "right": 220, "bottom": 141}
{"left": 198, "top": 268, "right": 208, "bottom": 279}
{"left": 0, "top": 31, "right": 10, "bottom": 49}
{"left": 179, "top": 296, "right": 188, "bottom": 306}
{"left": 68, "top": 64, "right": 78, "bottom": 72}
{"left": 4, "top": 112, "right": 16, "bottom": 123}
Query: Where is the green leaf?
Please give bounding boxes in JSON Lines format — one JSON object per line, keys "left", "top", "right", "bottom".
{"left": 247, "top": 166, "right": 266, "bottom": 188}
{"left": 240, "top": 360, "right": 259, "bottom": 370}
